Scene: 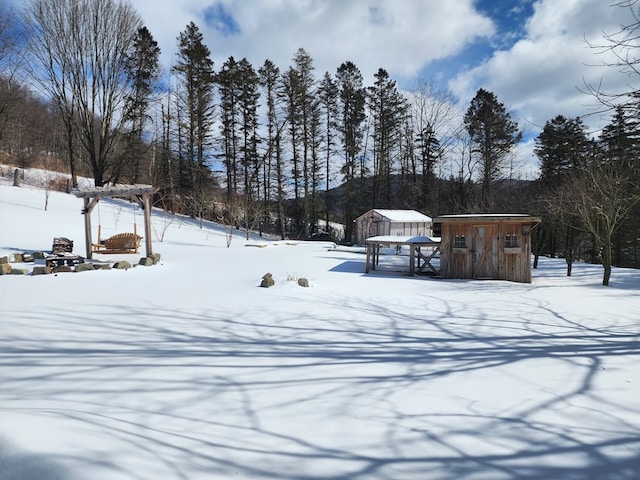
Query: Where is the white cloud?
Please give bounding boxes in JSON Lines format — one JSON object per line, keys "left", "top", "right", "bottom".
{"left": 449, "top": 0, "right": 636, "bottom": 137}
{"left": 129, "top": 0, "right": 494, "bottom": 84}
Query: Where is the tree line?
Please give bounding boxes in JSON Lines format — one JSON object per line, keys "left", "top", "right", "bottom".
{"left": 0, "top": 0, "right": 638, "bottom": 282}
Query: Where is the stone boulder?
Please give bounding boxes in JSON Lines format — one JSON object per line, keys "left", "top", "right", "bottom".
{"left": 75, "top": 263, "right": 95, "bottom": 273}
{"left": 32, "top": 266, "right": 52, "bottom": 275}
{"left": 139, "top": 257, "right": 154, "bottom": 266}
{"left": 53, "top": 265, "right": 73, "bottom": 273}
{"left": 10, "top": 268, "right": 29, "bottom": 275}
{"left": 260, "top": 272, "right": 275, "bottom": 288}
{"left": 297, "top": 277, "right": 309, "bottom": 288}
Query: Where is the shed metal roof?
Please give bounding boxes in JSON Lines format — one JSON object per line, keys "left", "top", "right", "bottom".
{"left": 434, "top": 214, "right": 541, "bottom": 224}
{"left": 356, "top": 209, "right": 432, "bottom": 223}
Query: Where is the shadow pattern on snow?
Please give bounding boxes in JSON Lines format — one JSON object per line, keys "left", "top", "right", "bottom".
{"left": 1, "top": 295, "right": 639, "bottom": 480}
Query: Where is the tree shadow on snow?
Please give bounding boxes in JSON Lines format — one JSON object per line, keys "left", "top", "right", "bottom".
{"left": 1, "top": 297, "right": 639, "bottom": 480}
{"left": 0, "top": 437, "right": 77, "bottom": 480}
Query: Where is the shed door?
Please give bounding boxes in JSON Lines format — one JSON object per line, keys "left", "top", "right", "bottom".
{"left": 472, "top": 225, "right": 498, "bottom": 279}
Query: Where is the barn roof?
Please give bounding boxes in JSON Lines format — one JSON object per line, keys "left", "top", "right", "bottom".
{"left": 356, "top": 209, "right": 432, "bottom": 223}
{"left": 366, "top": 235, "right": 440, "bottom": 245}
{"left": 434, "top": 214, "right": 541, "bottom": 224}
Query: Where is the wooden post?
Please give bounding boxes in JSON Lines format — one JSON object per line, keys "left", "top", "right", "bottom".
{"left": 142, "top": 193, "right": 153, "bottom": 256}
{"left": 82, "top": 197, "right": 100, "bottom": 260}
{"left": 409, "top": 245, "right": 415, "bottom": 276}
{"left": 84, "top": 197, "right": 93, "bottom": 259}
{"left": 365, "top": 242, "right": 371, "bottom": 273}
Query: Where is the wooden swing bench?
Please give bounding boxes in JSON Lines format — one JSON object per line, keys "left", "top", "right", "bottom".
{"left": 92, "top": 232, "right": 142, "bottom": 254}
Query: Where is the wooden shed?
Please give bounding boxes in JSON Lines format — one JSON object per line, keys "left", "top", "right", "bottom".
{"left": 434, "top": 214, "right": 541, "bottom": 283}
{"left": 354, "top": 209, "right": 432, "bottom": 246}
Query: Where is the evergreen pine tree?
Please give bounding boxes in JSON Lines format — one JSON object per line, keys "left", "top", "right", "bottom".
{"left": 535, "top": 115, "right": 590, "bottom": 184}
{"left": 367, "top": 68, "right": 408, "bottom": 208}
{"left": 172, "top": 21, "right": 216, "bottom": 193}
{"left": 336, "top": 61, "right": 366, "bottom": 243}
{"left": 217, "top": 56, "right": 241, "bottom": 196}
{"left": 258, "top": 59, "right": 285, "bottom": 238}
{"left": 464, "top": 88, "right": 521, "bottom": 210}
{"left": 237, "top": 58, "right": 260, "bottom": 200}
{"left": 120, "top": 26, "right": 160, "bottom": 184}
{"left": 318, "top": 72, "right": 339, "bottom": 229}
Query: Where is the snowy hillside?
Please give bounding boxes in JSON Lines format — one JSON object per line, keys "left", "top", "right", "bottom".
{"left": 0, "top": 179, "right": 639, "bottom": 479}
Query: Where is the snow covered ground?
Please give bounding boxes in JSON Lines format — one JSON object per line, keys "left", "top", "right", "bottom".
{"left": 1, "top": 177, "right": 639, "bottom": 479}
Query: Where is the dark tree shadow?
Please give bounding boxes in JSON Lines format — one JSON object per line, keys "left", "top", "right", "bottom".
{"left": 1, "top": 292, "right": 639, "bottom": 479}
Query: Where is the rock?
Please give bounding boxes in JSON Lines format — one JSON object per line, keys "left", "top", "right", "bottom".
{"left": 260, "top": 272, "right": 275, "bottom": 288}
{"left": 22, "top": 253, "right": 34, "bottom": 263}
{"left": 113, "top": 261, "right": 132, "bottom": 270}
{"left": 75, "top": 263, "right": 95, "bottom": 272}
{"left": 0, "top": 263, "right": 11, "bottom": 275}
{"left": 94, "top": 263, "right": 112, "bottom": 270}
{"left": 0, "top": 256, "right": 8, "bottom": 264}
{"left": 53, "top": 265, "right": 73, "bottom": 273}
{"left": 13, "top": 253, "right": 23, "bottom": 263}
{"left": 149, "top": 253, "right": 161, "bottom": 264}
{"left": 10, "top": 268, "right": 29, "bottom": 275}
{"left": 33, "top": 251, "right": 46, "bottom": 260}
{"left": 297, "top": 277, "right": 309, "bottom": 288}
{"left": 139, "top": 257, "right": 154, "bottom": 266}
{"left": 32, "top": 266, "right": 52, "bottom": 275}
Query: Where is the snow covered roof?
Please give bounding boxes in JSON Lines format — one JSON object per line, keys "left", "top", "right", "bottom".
{"left": 435, "top": 214, "right": 541, "bottom": 224}
{"left": 366, "top": 235, "right": 440, "bottom": 244}
{"left": 71, "top": 184, "right": 157, "bottom": 199}
{"left": 356, "top": 209, "right": 432, "bottom": 223}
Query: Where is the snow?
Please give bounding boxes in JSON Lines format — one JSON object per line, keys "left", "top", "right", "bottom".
{"left": 1, "top": 177, "right": 639, "bottom": 480}
{"left": 359, "top": 209, "right": 433, "bottom": 222}
{"left": 366, "top": 235, "right": 440, "bottom": 244}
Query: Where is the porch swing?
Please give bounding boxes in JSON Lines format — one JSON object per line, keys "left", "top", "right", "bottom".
{"left": 91, "top": 200, "right": 142, "bottom": 254}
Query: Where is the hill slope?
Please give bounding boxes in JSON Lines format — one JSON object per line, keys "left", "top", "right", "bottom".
{"left": 1, "top": 181, "right": 639, "bottom": 480}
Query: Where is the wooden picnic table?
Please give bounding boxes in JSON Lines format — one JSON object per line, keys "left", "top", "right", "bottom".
{"left": 365, "top": 235, "right": 441, "bottom": 275}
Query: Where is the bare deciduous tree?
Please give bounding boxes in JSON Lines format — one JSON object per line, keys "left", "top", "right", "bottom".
{"left": 567, "top": 161, "right": 640, "bottom": 285}
{"left": 23, "top": 0, "right": 142, "bottom": 187}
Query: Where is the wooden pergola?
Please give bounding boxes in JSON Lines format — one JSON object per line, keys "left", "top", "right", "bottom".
{"left": 72, "top": 184, "right": 158, "bottom": 260}
{"left": 365, "top": 235, "right": 441, "bottom": 276}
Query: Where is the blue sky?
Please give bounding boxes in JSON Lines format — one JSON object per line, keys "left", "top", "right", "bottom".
{"left": 428, "top": 0, "right": 536, "bottom": 80}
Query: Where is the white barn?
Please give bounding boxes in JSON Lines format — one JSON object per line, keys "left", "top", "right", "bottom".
{"left": 354, "top": 209, "right": 432, "bottom": 246}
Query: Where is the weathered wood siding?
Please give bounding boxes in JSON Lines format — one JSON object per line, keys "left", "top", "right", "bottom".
{"left": 438, "top": 217, "right": 538, "bottom": 283}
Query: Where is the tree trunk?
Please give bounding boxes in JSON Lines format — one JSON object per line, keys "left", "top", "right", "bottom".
{"left": 601, "top": 243, "right": 612, "bottom": 286}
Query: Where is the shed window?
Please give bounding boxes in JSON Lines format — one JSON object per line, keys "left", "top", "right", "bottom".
{"left": 505, "top": 233, "right": 519, "bottom": 248}
{"left": 454, "top": 234, "right": 466, "bottom": 248}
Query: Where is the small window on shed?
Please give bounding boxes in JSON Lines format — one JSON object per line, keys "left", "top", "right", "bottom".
{"left": 505, "top": 233, "right": 519, "bottom": 248}
{"left": 454, "top": 234, "right": 466, "bottom": 248}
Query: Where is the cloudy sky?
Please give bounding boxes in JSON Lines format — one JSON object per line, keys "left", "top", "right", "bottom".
{"left": 119, "top": 0, "right": 635, "bottom": 174}
{"left": 8, "top": 0, "right": 636, "bottom": 175}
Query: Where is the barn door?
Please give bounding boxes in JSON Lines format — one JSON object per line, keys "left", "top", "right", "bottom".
{"left": 472, "top": 225, "right": 498, "bottom": 279}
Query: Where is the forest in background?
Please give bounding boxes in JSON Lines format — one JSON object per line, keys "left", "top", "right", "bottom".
{"left": 0, "top": 0, "right": 638, "bottom": 280}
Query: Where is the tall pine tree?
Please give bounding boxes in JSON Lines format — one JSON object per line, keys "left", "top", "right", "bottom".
{"left": 367, "top": 68, "right": 407, "bottom": 208}
{"left": 464, "top": 88, "right": 521, "bottom": 210}
{"left": 172, "top": 21, "right": 215, "bottom": 193}
{"left": 120, "top": 26, "right": 160, "bottom": 184}
{"left": 336, "top": 61, "right": 366, "bottom": 243}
